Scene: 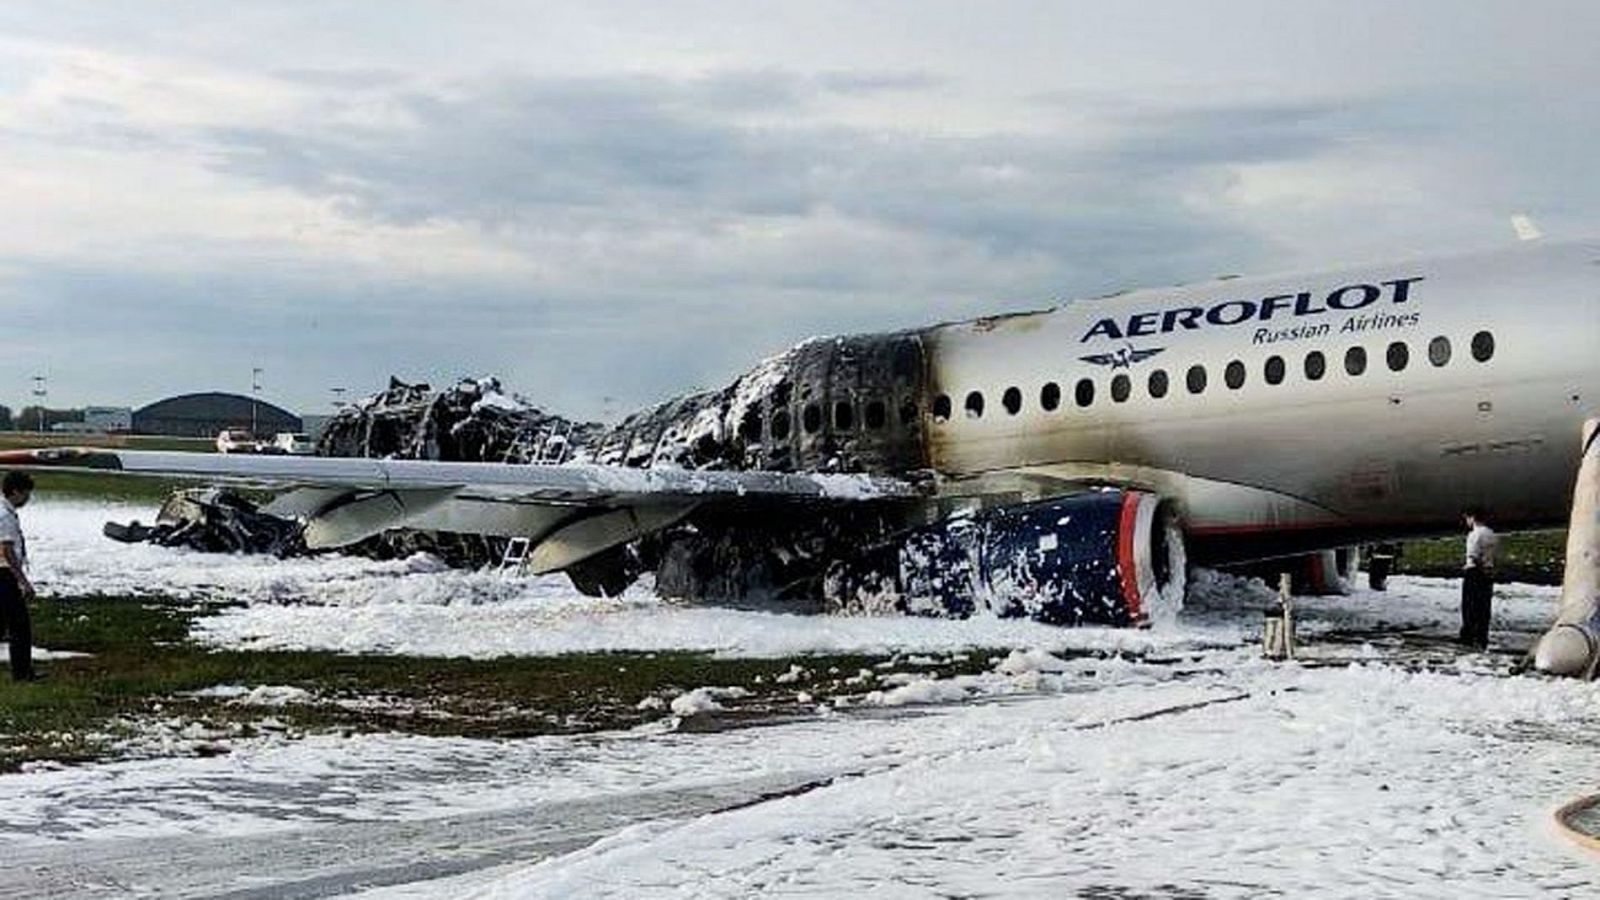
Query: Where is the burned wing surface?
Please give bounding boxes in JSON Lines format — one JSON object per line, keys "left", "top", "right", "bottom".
{"left": 0, "top": 446, "right": 921, "bottom": 589}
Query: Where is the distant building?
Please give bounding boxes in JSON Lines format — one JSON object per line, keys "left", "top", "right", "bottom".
{"left": 133, "top": 392, "right": 302, "bottom": 438}
{"left": 84, "top": 406, "right": 133, "bottom": 432}
{"left": 50, "top": 421, "right": 104, "bottom": 435}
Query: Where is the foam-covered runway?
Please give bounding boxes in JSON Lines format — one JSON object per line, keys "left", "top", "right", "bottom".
{"left": 6, "top": 499, "right": 1599, "bottom": 897}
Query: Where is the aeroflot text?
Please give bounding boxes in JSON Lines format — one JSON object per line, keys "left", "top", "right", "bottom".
{"left": 1080, "top": 276, "right": 1424, "bottom": 342}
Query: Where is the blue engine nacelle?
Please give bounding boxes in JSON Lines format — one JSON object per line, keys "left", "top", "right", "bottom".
{"left": 828, "top": 490, "right": 1185, "bottom": 627}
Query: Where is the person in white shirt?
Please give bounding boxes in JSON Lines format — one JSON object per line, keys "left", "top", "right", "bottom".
{"left": 0, "top": 471, "right": 37, "bottom": 681}
{"left": 1460, "top": 507, "right": 1498, "bottom": 649}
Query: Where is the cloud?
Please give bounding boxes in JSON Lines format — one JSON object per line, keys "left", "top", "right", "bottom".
{"left": 1, "top": 3, "right": 1598, "bottom": 416}
{"left": 203, "top": 69, "right": 1365, "bottom": 292}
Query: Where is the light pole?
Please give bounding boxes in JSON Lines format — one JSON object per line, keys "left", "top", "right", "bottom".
{"left": 251, "top": 367, "right": 263, "bottom": 436}
{"left": 330, "top": 386, "right": 347, "bottom": 409}
{"left": 30, "top": 375, "right": 46, "bottom": 434}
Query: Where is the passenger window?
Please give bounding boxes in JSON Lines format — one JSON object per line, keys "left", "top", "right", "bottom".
{"left": 932, "top": 395, "right": 952, "bottom": 422}
{"left": 1148, "top": 369, "right": 1169, "bottom": 399}
{"left": 739, "top": 412, "right": 762, "bottom": 442}
{"left": 1344, "top": 346, "right": 1367, "bottom": 376}
{"left": 1186, "top": 365, "right": 1207, "bottom": 394}
{"left": 770, "top": 409, "right": 791, "bottom": 440}
{"left": 1224, "top": 360, "right": 1245, "bottom": 390}
{"left": 1428, "top": 336, "right": 1451, "bottom": 367}
{"left": 803, "top": 403, "right": 823, "bottom": 433}
{"left": 834, "top": 401, "right": 855, "bottom": 430}
{"left": 1040, "top": 382, "right": 1061, "bottom": 411}
{"left": 1471, "top": 331, "right": 1495, "bottom": 362}
{"left": 864, "top": 400, "right": 887, "bottom": 430}
{"left": 1386, "top": 341, "right": 1409, "bottom": 372}
{"left": 1002, "top": 386, "right": 1022, "bottom": 415}
{"left": 899, "top": 401, "right": 918, "bottom": 426}
{"left": 1304, "top": 350, "right": 1326, "bottom": 381}
{"left": 1111, "top": 374, "right": 1131, "bottom": 403}
{"left": 1075, "top": 378, "right": 1094, "bottom": 408}
{"left": 1264, "top": 355, "right": 1286, "bottom": 385}
{"left": 965, "top": 391, "right": 985, "bottom": 419}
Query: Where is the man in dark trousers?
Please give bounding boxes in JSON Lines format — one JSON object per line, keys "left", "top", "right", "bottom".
{"left": 1460, "top": 507, "right": 1498, "bottom": 649}
{"left": 0, "top": 471, "right": 37, "bottom": 681}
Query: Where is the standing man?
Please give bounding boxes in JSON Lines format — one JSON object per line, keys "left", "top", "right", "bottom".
{"left": 1460, "top": 506, "right": 1498, "bottom": 649}
{"left": 0, "top": 471, "right": 37, "bottom": 681}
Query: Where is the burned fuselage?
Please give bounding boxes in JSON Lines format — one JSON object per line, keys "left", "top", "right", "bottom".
{"left": 583, "top": 331, "right": 930, "bottom": 475}
{"left": 290, "top": 324, "right": 1176, "bottom": 625}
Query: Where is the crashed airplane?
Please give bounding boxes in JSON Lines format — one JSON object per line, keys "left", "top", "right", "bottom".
{"left": 9, "top": 240, "right": 1600, "bottom": 651}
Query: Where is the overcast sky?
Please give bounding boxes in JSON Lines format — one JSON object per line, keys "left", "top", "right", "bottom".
{"left": 1, "top": 1, "right": 1597, "bottom": 418}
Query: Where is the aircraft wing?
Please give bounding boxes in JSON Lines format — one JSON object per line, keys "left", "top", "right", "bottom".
{"left": 0, "top": 448, "right": 924, "bottom": 571}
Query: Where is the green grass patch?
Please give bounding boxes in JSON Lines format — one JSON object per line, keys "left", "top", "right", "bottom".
{"left": 0, "top": 595, "right": 998, "bottom": 771}
{"left": 0, "top": 433, "right": 213, "bottom": 453}
{"left": 1396, "top": 529, "right": 1566, "bottom": 585}
{"left": 30, "top": 471, "right": 186, "bottom": 504}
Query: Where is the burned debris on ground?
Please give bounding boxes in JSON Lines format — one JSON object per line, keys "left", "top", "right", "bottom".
{"left": 109, "top": 377, "right": 607, "bottom": 568}
{"left": 104, "top": 488, "right": 306, "bottom": 557}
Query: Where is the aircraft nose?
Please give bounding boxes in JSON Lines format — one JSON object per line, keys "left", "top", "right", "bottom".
{"left": 1534, "top": 623, "right": 1599, "bottom": 677}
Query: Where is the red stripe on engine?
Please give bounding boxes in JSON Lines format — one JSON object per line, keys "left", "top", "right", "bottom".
{"left": 1115, "top": 493, "right": 1143, "bottom": 622}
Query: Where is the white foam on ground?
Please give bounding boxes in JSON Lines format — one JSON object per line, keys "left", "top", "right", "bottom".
{"left": 390, "top": 663, "right": 1600, "bottom": 899}
{"left": 9, "top": 498, "right": 1600, "bottom": 896}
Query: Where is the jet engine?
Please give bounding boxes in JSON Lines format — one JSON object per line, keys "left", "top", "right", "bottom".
{"left": 829, "top": 490, "right": 1186, "bottom": 626}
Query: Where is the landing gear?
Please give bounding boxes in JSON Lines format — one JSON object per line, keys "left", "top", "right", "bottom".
{"left": 1534, "top": 418, "right": 1600, "bottom": 677}
{"left": 1367, "top": 544, "right": 1398, "bottom": 591}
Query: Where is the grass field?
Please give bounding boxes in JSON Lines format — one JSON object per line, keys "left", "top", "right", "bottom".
{"left": 0, "top": 432, "right": 213, "bottom": 453}
{"left": 0, "top": 595, "right": 995, "bottom": 771}
{"left": 1395, "top": 529, "right": 1566, "bottom": 585}
{"left": 0, "top": 432, "right": 210, "bottom": 501}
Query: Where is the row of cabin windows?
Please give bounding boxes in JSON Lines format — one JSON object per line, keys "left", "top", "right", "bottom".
{"left": 756, "top": 397, "right": 920, "bottom": 442}
{"left": 931, "top": 331, "right": 1496, "bottom": 422}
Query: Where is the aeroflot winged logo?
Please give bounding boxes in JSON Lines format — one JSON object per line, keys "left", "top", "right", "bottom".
{"left": 1080, "top": 344, "right": 1164, "bottom": 369}
{"left": 1079, "top": 276, "right": 1425, "bottom": 343}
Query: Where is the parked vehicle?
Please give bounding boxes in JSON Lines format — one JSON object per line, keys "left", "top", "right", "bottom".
{"left": 215, "top": 429, "right": 256, "bottom": 454}
{"left": 271, "top": 432, "right": 315, "bottom": 455}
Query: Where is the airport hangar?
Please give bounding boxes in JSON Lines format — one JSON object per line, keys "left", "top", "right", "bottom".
{"left": 132, "top": 392, "right": 302, "bottom": 438}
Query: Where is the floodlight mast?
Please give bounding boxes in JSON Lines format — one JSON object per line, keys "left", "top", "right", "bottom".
{"left": 251, "top": 367, "right": 263, "bottom": 436}
{"left": 29, "top": 375, "right": 46, "bottom": 434}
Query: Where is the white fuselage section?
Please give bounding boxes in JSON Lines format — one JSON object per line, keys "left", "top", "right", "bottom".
{"left": 921, "top": 241, "right": 1600, "bottom": 545}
